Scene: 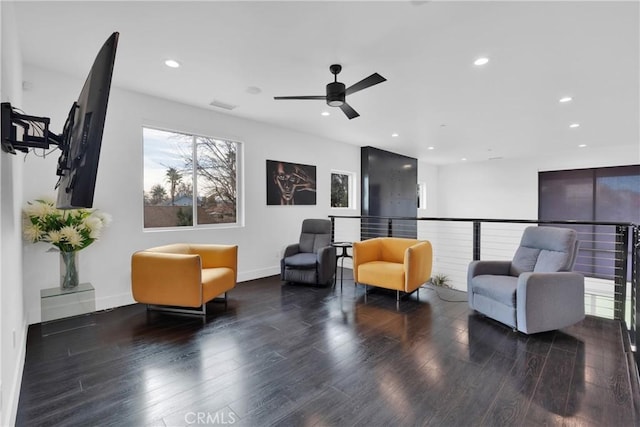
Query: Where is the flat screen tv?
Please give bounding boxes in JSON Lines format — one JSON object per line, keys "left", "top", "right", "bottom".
{"left": 56, "top": 32, "right": 119, "bottom": 208}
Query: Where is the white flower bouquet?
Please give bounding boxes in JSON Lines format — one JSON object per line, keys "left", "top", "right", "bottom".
{"left": 23, "top": 198, "right": 111, "bottom": 252}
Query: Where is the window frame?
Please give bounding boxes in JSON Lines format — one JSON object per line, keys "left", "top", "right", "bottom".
{"left": 417, "top": 182, "right": 427, "bottom": 210}
{"left": 142, "top": 126, "right": 244, "bottom": 231}
{"left": 330, "top": 169, "right": 356, "bottom": 210}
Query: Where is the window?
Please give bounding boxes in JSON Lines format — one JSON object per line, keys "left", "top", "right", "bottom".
{"left": 143, "top": 127, "right": 241, "bottom": 228}
{"left": 331, "top": 171, "right": 355, "bottom": 209}
{"left": 539, "top": 165, "right": 639, "bottom": 280}
{"left": 417, "top": 182, "right": 427, "bottom": 209}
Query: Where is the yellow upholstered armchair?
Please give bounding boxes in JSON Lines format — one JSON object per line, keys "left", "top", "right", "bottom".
{"left": 131, "top": 243, "right": 237, "bottom": 315}
{"left": 353, "top": 237, "right": 433, "bottom": 301}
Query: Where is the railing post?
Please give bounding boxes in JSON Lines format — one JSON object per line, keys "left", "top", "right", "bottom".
{"left": 633, "top": 225, "right": 639, "bottom": 357}
{"left": 614, "top": 225, "right": 629, "bottom": 321}
{"left": 388, "top": 218, "right": 393, "bottom": 237}
{"left": 330, "top": 216, "right": 335, "bottom": 243}
{"left": 473, "top": 221, "right": 481, "bottom": 261}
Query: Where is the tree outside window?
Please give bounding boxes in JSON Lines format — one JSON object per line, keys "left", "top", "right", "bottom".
{"left": 143, "top": 127, "right": 240, "bottom": 228}
{"left": 331, "top": 171, "right": 355, "bottom": 208}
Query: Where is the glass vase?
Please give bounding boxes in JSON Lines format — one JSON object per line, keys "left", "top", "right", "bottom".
{"left": 60, "top": 251, "right": 79, "bottom": 290}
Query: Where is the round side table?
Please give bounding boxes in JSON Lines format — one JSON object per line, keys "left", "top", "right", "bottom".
{"left": 331, "top": 242, "right": 353, "bottom": 289}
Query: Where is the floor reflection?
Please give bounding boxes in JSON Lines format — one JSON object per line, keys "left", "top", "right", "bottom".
{"left": 17, "top": 276, "right": 634, "bottom": 426}
{"left": 467, "top": 313, "right": 585, "bottom": 421}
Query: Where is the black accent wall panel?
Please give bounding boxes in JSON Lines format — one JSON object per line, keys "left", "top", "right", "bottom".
{"left": 361, "top": 146, "right": 417, "bottom": 239}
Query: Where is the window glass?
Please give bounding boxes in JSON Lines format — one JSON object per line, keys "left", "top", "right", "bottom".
{"left": 539, "top": 165, "right": 639, "bottom": 280}
{"left": 143, "top": 127, "right": 240, "bottom": 228}
{"left": 417, "top": 182, "right": 427, "bottom": 209}
{"left": 331, "top": 171, "right": 355, "bottom": 208}
{"left": 195, "top": 136, "right": 238, "bottom": 225}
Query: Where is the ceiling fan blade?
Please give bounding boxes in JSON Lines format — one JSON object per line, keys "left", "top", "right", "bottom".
{"left": 273, "top": 95, "right": 326, "bottom": 100}
{"left": 345, "top": 73, "right": 386, "bottom": 96}
{"left": 340, "top": 102, "right": 360, "bottom": 120}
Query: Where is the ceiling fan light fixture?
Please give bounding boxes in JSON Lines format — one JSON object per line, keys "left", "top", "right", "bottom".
{"left": 326, "top": 82, "right": 346, "bottom": 107}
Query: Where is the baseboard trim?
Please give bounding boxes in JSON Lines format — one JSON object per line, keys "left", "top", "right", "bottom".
{"left": 27, "top": 268, "right": 281, "bottom": 324}
{"left": 238, "top": 266, "right": 280, "bottom": 283}
{"left": 3, "top": 318, "right": 27, "bottom": 427}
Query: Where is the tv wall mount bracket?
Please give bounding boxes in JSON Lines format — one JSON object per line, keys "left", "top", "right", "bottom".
{"left": 1, "top": 101, "right": 78, "bottom": 179}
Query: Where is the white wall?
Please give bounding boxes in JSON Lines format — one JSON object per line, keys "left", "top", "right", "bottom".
{"left": 0, "top": 2, "right": 27, "bottom": 425}
{"left": 21, "top": 64, "right": 362, "bottom": 324}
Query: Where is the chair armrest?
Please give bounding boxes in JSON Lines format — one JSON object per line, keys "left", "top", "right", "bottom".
{"left": 317, "top": 245, "right": 337, "bottom": 264}
{"left": 467, "top": 260, "right": 512, "bottom": 297}
{"left": 404, "top": 241, "right": 433, "bottom": 292}
{"left": 516, "top": 272, "right": 585, "bottom": 334}
{"left": 468, "top": 260, "right": 512, "bottom": 278}
{"left": 353, "top": 239, "right": 381, "bottom": 282}
{"left": 317, "top": 245, "right": 337, "bottom": 285}
{"left": 283, "top": 243, "right": 300, "bottom": 258}
{"left": 131, "top": 251, "right": 202, "bottom": 307}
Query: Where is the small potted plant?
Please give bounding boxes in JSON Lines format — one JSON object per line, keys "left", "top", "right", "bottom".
{"left": 430, "top": 273, "right": 451, "bottom": 288}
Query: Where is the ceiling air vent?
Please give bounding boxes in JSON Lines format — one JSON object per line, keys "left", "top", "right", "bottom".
{"left": 209, "top": 99, "right": 237, "bottom": 111}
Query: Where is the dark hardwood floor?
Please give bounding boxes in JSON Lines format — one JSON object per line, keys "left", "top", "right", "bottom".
{"left": 16, "top": 273, "right": 639, "bottom": 426}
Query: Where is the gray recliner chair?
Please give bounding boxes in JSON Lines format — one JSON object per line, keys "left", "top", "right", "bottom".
{"left": 468, "top": 226, "right": 584, "bottom": 334}
{"left": 281, "top": 219, "right": 336, "bottom": 286}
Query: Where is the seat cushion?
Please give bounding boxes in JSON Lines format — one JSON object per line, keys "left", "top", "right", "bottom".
{"left": 284, "top": 253, "right": 317, "bottom": 269}
{"left": 470, "top": 274, "right": 518, "bottom": 307}
{"left": 201, "top": 267, "right": 235, "bottom": 303}
{"left": 357, "top": 261, "right": 405, "bottom": 291}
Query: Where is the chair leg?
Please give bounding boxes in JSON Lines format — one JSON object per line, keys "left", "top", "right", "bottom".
{"left": 397, "top": 290, "right": 400, "bottom": 301}
{"left": 146, "top": 304, "right": 207, "bottom": 316}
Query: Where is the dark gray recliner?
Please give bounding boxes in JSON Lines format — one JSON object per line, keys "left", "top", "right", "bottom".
{"left": 468, "top": 226, "right": 584, "bottom": 334}
{"left": 281, "top": 219, "right": 336, "bottom": 286}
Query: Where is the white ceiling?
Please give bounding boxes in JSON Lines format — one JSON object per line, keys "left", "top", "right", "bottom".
{"left": 12, "top": 1, "right": 640, "bottom": 164}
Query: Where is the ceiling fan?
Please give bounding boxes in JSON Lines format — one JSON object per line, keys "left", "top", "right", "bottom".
{"left": 274, "top": 64, "right": 386, "bottom": 119}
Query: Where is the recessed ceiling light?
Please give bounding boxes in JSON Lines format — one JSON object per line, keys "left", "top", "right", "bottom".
{"left": 164, "top": 59, "right": 180, "bottom": 68}
{"left": 559, "top": 96, "right": 573, "bottom": 103}
{"left": 246, "top": 86, "right": 262, "bottom": 95}
{"left": 578, "top": 144, "right": 587, "bottom": 148}
{"left": 321, "top": 111, "right": 330, "bottom": 116}
{"left": 569, "top": 123, "right": 580, "bottom": 128}
{"left": 474, "top": 57, "right": 489, "bottom": 66}
{"left": 461, "top": 157, "right": 467, "bottom": 161}
{"left": 427, "top": 146, "right": 435, "bottom": 150}
{"left": 391, "top": 133, "right": 399, "bottom": 137}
